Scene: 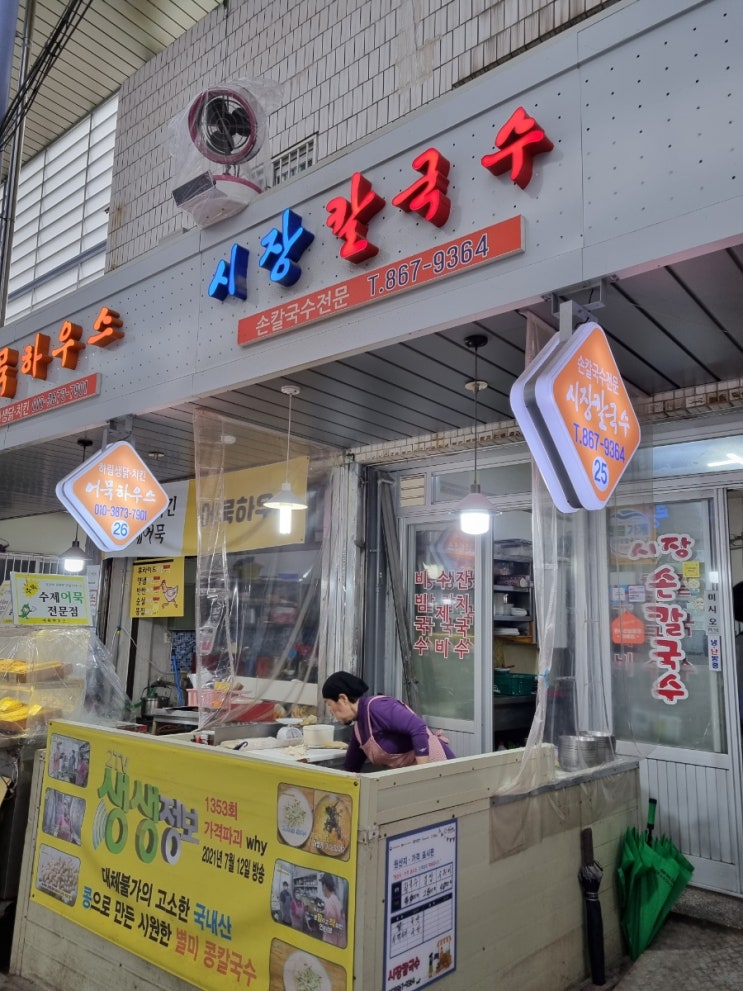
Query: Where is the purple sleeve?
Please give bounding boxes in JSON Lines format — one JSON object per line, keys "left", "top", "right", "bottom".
{"left": 371, "top": 697, "right": 431, "bottom": 756}
{"left": 343, "top": 731, "right": 366, "bottom": 771}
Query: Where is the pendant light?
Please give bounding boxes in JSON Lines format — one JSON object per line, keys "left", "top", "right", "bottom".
{"left": 264, "top": 385, "right": 307, "bottom": 534}
{"left": 59, "top": 438, "right": 93, "bottom": 572}
{"left": 456, "top": 334, "right": 494, "bottom": 535}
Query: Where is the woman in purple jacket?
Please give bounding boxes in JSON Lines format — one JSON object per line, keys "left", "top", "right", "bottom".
{"left": 321, "top": 671, "right": 455, "bottom": 771}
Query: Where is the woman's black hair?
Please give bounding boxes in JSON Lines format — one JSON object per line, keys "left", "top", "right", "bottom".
{"left": 321, "top": 671, "right": 369, "bottom": 702}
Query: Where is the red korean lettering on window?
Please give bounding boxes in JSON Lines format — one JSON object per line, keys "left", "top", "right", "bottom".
{"left": 652, "top": 671, "right": 689, "bottom": 704}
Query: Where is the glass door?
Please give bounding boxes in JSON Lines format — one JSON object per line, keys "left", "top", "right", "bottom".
{"left": 406, "top": 522, "right": 491, "bottom": 757}
{"left": 609, "top": 496, "right": 726, "bottom": 751}
{"left": 609, "top": 490, "right": 743, "bottom": 892}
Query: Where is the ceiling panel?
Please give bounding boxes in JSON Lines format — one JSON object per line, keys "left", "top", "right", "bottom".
{"left": 3, "top": 0, "right": 216, "bottom": 175}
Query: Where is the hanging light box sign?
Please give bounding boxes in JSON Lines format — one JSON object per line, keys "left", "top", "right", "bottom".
{"left": 510, "top": 321, "right": 641, "bottom": 512}
{"left": 56, "top": 441, "right": 170, "bottom": 552}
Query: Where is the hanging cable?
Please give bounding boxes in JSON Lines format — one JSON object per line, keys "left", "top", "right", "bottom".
{"left": 0, "top": 0, "right": 94, "bottom": 158}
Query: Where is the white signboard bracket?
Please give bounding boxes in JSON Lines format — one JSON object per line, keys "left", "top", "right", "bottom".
{"left": 551, "top": 277, "right": 609, "bottom": 341}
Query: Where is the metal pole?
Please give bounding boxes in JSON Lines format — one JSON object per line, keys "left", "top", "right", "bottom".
{"left": 0, "top": 0, "right": 36, "bottom": 327}
{"left": 0, "top": 1, "right": 21, "bottom": 122}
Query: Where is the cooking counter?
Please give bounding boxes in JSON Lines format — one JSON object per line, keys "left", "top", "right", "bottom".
{"left": 12, "top": 724, "right": 639, "bottom": 991}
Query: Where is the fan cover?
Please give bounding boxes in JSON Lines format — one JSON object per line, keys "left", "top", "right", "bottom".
{"left": 188, "top": 87, "right": 260, "bottom": 165}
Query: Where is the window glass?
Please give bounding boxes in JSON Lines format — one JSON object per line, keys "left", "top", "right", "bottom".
{"left": 409, "top": 525, "right": 476, "bottom": 720}
{"left": 432, "top": 461, "right": 532, "bottom": 503}
{"left": 608, "top": 498, "right": 727, "bottom": 753}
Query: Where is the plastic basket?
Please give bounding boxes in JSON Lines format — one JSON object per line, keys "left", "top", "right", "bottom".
{"left": 493, "top": 669, "right": 537, "bottom": 696}
{"left": 187, "top": 688, "right": 228, "bottom": 708}
{"left": 186, "top": 689, "right": 276, "bottom": 722}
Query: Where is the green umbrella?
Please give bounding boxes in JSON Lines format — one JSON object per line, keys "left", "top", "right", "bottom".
{"left": 616, "top": 817, "right": 693, "bottom": 960}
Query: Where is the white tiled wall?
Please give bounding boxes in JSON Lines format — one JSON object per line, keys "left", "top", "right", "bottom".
{"left": 107, "top": 0, "right": 618, "bottom": 269}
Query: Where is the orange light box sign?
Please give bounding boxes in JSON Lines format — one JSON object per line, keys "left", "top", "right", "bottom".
{"left": 56, "top": 441, "right": 170, "bottom": 552}
{"left": 511, "top": 321, "right": 641, "bottom": 512}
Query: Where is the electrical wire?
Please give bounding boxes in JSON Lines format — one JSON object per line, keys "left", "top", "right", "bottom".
{"left": 0, "top": 0, "right": 94, "bottom": 157}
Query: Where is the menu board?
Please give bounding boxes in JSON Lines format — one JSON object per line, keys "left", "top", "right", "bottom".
{"left": 32, "top": 722, "right": 359, "bottom": 991}
{"left": 384, "top": 821, "right": 457, "bottom": 991}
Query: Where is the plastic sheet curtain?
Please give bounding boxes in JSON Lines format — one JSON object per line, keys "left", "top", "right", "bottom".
{"left": 502, "top": 312, "right": 618, "bottom": 794}
{"left": 193, "top": 409, "right": 344, "bottom": 727}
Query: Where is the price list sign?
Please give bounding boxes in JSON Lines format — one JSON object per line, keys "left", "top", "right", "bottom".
{"left": 56, "top": 441, "right": 170, "bottom": 552}
{"left": 384, "top": 820, "right": 457, "bottom": 991}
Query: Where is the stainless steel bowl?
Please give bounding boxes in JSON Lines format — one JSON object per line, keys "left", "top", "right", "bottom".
{"left": 558, "top": 733, "right": 605, "bottom": 771}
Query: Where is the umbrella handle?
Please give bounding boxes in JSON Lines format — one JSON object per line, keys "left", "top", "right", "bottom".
{"left": 581, "top": 827, "right": 594, "bottom": 867}
{"left": 646, "top": 797, "right": 657, "bottom": 845}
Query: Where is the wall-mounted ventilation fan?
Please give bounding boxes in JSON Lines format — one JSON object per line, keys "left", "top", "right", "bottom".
{"left": 170, "top": 82, "right": 268, "bottom": 228}
{"left": 188, "top": 88, "right": 263, "bottom": 166}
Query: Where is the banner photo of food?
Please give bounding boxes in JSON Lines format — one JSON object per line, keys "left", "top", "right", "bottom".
{"left": 31, "top": 721, "right": 359, "bottom": 991}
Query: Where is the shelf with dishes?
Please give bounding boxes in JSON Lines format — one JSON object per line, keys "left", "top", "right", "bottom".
{"left": 493, "top": 540, "right": 536, "bottom": 643}
{"left": 493, "top": 587, "right": 534, "bottom": 641}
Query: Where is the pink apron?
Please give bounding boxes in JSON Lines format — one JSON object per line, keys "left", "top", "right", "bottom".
{"left": 354, "top": 695, "right": 449, "bottom": 769}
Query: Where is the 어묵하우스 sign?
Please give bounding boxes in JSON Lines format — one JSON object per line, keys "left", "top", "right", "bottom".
{"left": 56, "top": 441, "right": 170, "bottom": 552}
{"left": 510, "top": 321, "right": 641, "bottom": 512}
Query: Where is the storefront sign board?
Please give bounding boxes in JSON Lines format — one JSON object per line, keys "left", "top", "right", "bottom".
{"left": 511, "top": 321, "right": 641, "bottom": 512}
{"left": 32, "top": 722, "right": 359, "bottom": 991}
{"left": 0, "top": 373, "right": 100, "bottom": 425}
{"left": 238, "top": 216, "right": 524, "bottom": 345}
{"left": 56, "top": 441, "right": 170, "bottom": 552}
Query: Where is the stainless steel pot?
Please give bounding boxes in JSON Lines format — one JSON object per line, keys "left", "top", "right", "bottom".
{"left": 142, "top": 697, "right": 166, "bottom": 718}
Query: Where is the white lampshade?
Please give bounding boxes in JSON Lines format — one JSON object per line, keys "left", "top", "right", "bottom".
{"left": 456, "top": 485, "right": 493, "bottom": 535}
{"left": 264, "top": 481, "right": 307, "bottom": 534}
{"left": 264, "top": 481, "right": 307, "bottom": 511}
{"left": 59, "top": 538, "right": 89, "bottom": 573}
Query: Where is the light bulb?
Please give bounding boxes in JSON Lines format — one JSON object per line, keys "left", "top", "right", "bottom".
{"left": 459, "top": 509, "right": 491, "bottom": 535}
{"left": 455, "top": 485, "right": 493, "bottom": 535}
{"left": 63, "top": 556, "right": 86, "bottom": 574}
{"left": 278, "top": 505, "right": 292, "bottom": 535}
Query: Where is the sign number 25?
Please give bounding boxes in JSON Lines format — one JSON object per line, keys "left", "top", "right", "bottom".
{"left": 592, "top": 457, "right": 609, "bottom": 491}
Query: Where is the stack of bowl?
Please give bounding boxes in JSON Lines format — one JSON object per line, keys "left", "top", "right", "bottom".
{"left": 557, "top": 733, "right": 604, "bottom": 771}
{"left": 584, "top": 731, "right": 615, "bottom": 763}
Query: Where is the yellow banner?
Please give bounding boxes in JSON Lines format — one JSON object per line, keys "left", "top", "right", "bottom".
{"left": 112, "top": 458, "right": 310, "bottom": 558}
{"left": 130, "top": 557, "right": 186, "bottom": 618}
{"left": 183, "top": 457, "right": 310, "bottom": 557}
{"left": 32, "top": 722, "right": 358, "bottom": 991}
